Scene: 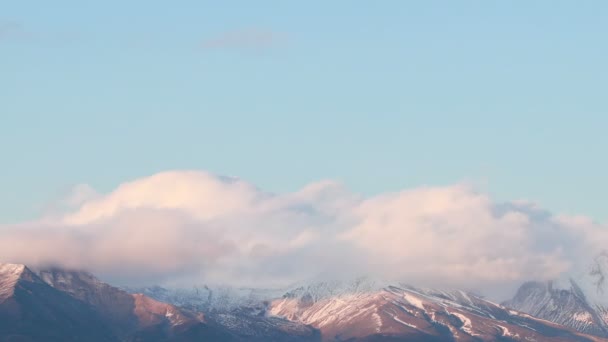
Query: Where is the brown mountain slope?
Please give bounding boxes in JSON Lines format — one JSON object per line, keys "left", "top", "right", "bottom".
{"left": 37, "top": 267, "right": 236, "bottom": 341}
{"left": 0, "top": 263, "right": 116, "bottom": 342}
{"left": 269, "top": 283, "right": 608, "bottom": 341}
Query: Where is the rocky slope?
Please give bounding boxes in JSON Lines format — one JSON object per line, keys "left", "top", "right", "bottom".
{"left": 0, "top": 263, "right": 115, "bottom": 341}
{"left": 128, "top": 285, "right": 319, "bottom": 341}
{"left": 135, "top": 279, "right": 608, "bottom": 341}
{"left": 504, "top": 279, "right": 608, "bottom": 338}
{"left": 269, "top": 280, "right": 608, "bottom": 341}
{"left": 1, "top": 263, "right": 235, "bottom": 341}
{"left": 38, "top": 269, "right": 211, "bottom": 332}
{"left": 502, "top": 255, "right": 608, "bottom": 339}
{"left": 4, "top": 262, "right": 608, "bottom": 342}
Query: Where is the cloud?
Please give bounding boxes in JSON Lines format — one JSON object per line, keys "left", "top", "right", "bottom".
{"left": 0, "top": 22, "right": 32, "bottom": 41}
{"left": 201, "top": 28, "right": 286, "bottom": 50}
{"left": 0, "top": 170, "right": 605, "bottom": 297}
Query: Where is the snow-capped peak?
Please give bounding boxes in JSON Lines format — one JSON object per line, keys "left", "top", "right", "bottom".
{"left": 0, "top": 263, "right": 30, "bottom": 301}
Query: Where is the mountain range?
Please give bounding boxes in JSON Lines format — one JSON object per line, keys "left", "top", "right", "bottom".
{"left": 2, "top": 262, "right": 607, "bottom": 341}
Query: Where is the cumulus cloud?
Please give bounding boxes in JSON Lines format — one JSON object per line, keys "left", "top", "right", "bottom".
{"left": 0, "top": 170, "right": 605, "bottom": 296}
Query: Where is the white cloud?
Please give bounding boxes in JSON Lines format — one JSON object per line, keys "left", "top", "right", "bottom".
{"left": 0, "top": 170, "right": 605, "bottom": 296}
{"left": 62, "top": 171, "right": 265, "bottom": 224}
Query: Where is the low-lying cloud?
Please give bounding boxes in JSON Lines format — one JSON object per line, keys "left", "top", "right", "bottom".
{"left": 1, "top": 170, "right": 605, "bottom": 296}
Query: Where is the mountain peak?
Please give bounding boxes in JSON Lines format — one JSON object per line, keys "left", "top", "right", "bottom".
{"left": 0, "top": 263, "right": 26, "bottom": 279}
{"left": 504, "top": 278, "right": 608, "bottom": 337}
{"left": 0, "top": 262, "right": 40, "bottom": 301}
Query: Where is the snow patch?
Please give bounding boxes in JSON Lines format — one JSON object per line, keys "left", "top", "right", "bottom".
{"left": 573, "top": 311, "right": 592, "bottom": 322}
{"left": 450, "top": 311, "right": 480, "bottom": 337}
{"left": 497, "top": 324, "right": 519, "bottom": 338}
{"left": 393, "top": 315, "right": 417, "bottom": 329}
{"left": 403, "top": 292, "right": 425, "bottom": 310}
{"left": 372, "top": 310, "right": 382, "bottom": 333}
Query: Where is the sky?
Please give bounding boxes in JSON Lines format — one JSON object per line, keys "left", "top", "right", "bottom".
{"left": 0, "top": 0, "right": 608, "bottom": 222}
{"left": 1, "top": 1, "right": 608, "bottom": 296}
{"left": 1, "top": 1, "right": 607, "bottom": 223}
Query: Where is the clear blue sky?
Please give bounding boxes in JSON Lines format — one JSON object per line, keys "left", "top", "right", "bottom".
{"left": 1, "top": 1, "right": 607, "bottom": 223}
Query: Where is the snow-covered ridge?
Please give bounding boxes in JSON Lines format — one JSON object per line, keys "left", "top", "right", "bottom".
{"left": 3, "top": 263, "right": 606, "bottom": 341}
{"left": 268, "top": 281, "right": 608, "bottom": 341}
{"left": 502, "top": 255, "right": 608, "bottom": 339}
{"left": 131, "top": 278, "right": 602, "bottom": 341}
{"left": 125, "top": 284, "right": 287, "bottom": 313}
{"left": 126, "top": 277, "right": 387, "bottom": 315}
{"left": 0, "top": 263, "right": 28, "bottom": 301}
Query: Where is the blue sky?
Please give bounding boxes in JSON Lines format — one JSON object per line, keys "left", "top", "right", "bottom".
{"left": 1, "top": 1, "right": 607, "bottom": 223}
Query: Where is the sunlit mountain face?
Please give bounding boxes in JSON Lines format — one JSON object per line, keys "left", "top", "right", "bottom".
{"left": 2, "top": 262, "right": 608, "bottom": 342}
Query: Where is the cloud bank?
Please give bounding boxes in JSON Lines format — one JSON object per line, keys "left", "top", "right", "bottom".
{"left": 0, "top": 171, "right": 605, "bottom": 296}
